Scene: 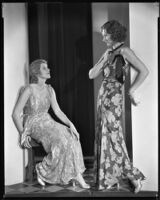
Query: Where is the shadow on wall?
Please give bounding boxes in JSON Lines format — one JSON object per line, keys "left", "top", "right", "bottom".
{"left": 92, "top": 32, "right": 106, "bottom": 62}
{"left": 23, "top": 62, "right": 29, "bottom": 85}
{"left": 92, "top": 31, "right": 105, "bottom": 126}
{"left": 107, "top": 3, "right": 130, "bottom": 44}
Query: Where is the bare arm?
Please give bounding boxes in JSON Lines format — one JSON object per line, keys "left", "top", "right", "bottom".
{"left": 12, "top": 86, "right": 31, "bottom": 134}
{"left": 121, "top": 47, "right": 149, "bottom": 94}
{"left": 89, "top": 50, "right": 109, "bottom": 79}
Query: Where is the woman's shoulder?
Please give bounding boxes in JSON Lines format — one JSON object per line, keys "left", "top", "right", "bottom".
{"left": 46, "top": 84, "right": 56, "bottom": 95}
{"left": 18, "top": 84, "right": 32, "bottom": 97}
{"left": 26, "top": 83, "right": 35, "bottom": 92}
{"left": 120, "top": 46, "right": 135, "bottom": 56}
{"left": 46, "top": 83, "right": 53, "bottom": 90}
{"left": 29, "top": 83, "right": 36, "bottom": 88}
{"left": 24, "top": 84, "right": 38, "bottom": 94}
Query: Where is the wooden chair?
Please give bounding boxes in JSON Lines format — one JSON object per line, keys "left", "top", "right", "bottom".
{"left": 25, "top": 138, "right": 46, "bottom": 183}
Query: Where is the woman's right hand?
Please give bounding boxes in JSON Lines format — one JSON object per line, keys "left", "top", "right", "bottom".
{"left": 69, "top": 123, "right": 80, "bottom": 141}
{"left": 20, "top": 132, "right": 32, "bottom": 148}
{"left": 99, "top": 49, "right": 111, "bottom": 64}
{"left": 23, "top": 136, "right": 32, "bottom": 148}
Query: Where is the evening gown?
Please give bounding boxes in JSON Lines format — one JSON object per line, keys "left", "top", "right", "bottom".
{"left": 94, "top": 44, "right": 146, "bottom": 190}
{"left": 22, "top": 84, "right": 85, "bottom": 185}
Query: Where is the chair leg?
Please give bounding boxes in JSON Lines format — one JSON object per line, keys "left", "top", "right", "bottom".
{"left": 28, "top": 148, "right": 35, "bottom": 183}
{"left": 27, "top": 144, "right": 45, "bottom": 183}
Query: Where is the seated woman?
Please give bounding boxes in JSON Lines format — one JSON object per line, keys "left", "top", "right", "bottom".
{"left": 12, "top": 59, "right": 90, "bottom": 189}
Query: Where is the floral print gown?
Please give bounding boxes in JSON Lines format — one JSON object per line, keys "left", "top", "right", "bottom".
{"left": 22, "top": 84, "right": 85, "bottom": 185}
{"left": 94, "top": 47, "right": 146, "bottom": 190}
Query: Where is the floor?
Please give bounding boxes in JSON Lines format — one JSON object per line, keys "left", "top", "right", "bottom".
{"left": 4, "top": 168, "right": 158, "bottom": 198}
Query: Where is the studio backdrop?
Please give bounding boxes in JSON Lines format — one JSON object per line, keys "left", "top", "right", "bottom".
{"left": 27, "top": 2, "right": 95, "bottom": 157}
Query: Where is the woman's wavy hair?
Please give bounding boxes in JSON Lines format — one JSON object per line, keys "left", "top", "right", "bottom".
{"left": 29, "top": 59, "right": 47, "bottom": 83}
{"left": 101, "top": 20, "right": 127, "bottom": 42}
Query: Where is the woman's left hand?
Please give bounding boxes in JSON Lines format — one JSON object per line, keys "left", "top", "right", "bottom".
{"left": 69, "top": 123, "right": 80, "bottom": 140}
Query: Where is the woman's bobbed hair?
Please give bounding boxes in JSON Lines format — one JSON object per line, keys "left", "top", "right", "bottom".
{"left": 101, "top": 20, "right": 127, "bottom": 42}
{"left": 29, "top": 59, "right": 47, "bottom": 83}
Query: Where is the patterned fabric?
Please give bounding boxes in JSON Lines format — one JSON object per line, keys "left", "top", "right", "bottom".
{"left": 22, "top": 84, "right": 85, "bottom": 185}
{"left": 94, "top": 47, "right": 146, "bottom": 190}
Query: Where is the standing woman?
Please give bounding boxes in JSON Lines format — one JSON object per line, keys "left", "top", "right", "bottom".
{"left": 12, "top": 59, "right": 90, "bottom": 189}
{"left": 89, "top": 20, "right": 149, "bottom": 193}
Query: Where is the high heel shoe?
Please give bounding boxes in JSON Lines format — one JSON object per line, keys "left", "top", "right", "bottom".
{"left": 133, "top": 179, "right": 142, "bottom": 193}
{"left": 72, "top": 180, "right": 76, "bottom": 188}
{"left": 72, "top": 174, "right": 90, "bottom": 189}
{"left": 37, "top": 176, "right": 45, "bottom": 186}
{"left": 107, "top": 182, "right": 120, "bottom": 191}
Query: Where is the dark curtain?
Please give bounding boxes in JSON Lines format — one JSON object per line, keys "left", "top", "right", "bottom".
{"left": 27, "top": 2, "right": 95, "bottom": 156}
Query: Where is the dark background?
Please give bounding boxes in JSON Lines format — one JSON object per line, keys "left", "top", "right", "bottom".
{"left": 28, "top": 2, "right": 95, "bottom": 157}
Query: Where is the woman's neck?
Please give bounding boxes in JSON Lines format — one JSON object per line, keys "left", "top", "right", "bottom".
{"left": 37, "top": 78, "right": 46, "bottom": 87}
{"left": 111, "top": 42, "right": 124, "bottom": 51}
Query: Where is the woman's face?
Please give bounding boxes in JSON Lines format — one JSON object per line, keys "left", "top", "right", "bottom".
{"left": 38, "top": 63, "right": 51, "bottom": 80}
{"left": 101, "top": 28, "right": 114, "bottom": 47}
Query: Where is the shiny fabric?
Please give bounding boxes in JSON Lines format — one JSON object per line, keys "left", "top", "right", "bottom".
{"left": 23, "top": 84, "right": 85, "bottom": 185}
{"left": 94, "top": 49, "right": 146, "bottom": 190}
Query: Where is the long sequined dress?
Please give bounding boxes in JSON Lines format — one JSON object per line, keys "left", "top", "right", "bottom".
{"left": 23, "top": 84, "right": 85, "bottom": 185}
{"left": 94, "top": 46, "right": 146, "bottom": 190}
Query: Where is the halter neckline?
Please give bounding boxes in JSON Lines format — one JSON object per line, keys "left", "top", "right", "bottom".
{"left": 111, "top": 42, "right": 124, "bottom": 53}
